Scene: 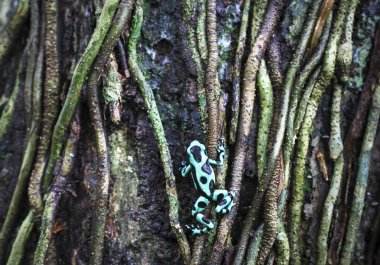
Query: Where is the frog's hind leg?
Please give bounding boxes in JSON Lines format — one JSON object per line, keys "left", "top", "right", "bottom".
{"left": 189, "top": 196, "right": 213, "bottom": 235}
{"left": 213, "top": 190, "right": 235, "bottom": 214}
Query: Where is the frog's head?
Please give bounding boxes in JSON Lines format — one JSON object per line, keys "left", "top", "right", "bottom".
{"left": 187, "top": 140, "right": 207, "bottom": 163}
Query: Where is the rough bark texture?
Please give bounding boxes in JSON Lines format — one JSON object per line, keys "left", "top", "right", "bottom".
{"left": 0, "top": 0, "right": 380, "bottom": 265}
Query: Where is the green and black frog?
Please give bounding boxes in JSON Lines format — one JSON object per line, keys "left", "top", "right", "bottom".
{"left": 180, "top": 139, "right": 235, "bottom": 235}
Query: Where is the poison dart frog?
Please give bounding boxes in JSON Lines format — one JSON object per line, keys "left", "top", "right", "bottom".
{"left": 180, "top": 139, "right": 235, "bottom": 235}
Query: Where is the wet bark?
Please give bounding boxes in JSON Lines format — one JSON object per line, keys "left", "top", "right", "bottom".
{"left": 0, "top": 0, "right": 380, "bottom": 264}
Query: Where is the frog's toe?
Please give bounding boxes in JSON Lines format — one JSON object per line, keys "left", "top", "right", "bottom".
{"left": 216, "top": 140, "right": 225, "bottom": 150}
{"left": 186, "top": 224, "right": 210, "bottom": 236}
{"left": 219, "top": 209, "right": 227, "bottom": 214}
{"left": 216, "top": 146, "right": 225, "bottom": 153}
{"left": 190, "top": 226, "right": 202, "bottom": 235}
{"left": 185, "top": 224, "right": 196, "bottom": 232}
{"left": 220, "top": 201, "right": 235, "bottom": 215}
{"left": 226, "top": 200, "right": 235, "bottom": 212}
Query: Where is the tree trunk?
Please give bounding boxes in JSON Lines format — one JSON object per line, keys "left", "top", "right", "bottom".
{"left": 0, "top": 0, "right": 379, "bottom": 264}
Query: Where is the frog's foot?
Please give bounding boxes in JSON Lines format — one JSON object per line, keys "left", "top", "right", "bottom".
{"left": 180, "top": 160, "right": 190, "bottom": 177}
{"left": 185, "top": 224, "right": 211, "bottom": 236}
{"left": 186, "top": 212, "right": 214, "bottom": 235}
{"left": 219, "top": 199, "right": 235, "bottom": 214}
{"left": 217, "top": 139, "right": 225, "bottom": 151}
{"left": 194, "top": 212, "right": 214, "bottom": 230}
{"left": 215, "top": 191, "right": 235, "bottom": 214}
{"left": 216, "top": 139, "right": 225, "bottom": 163}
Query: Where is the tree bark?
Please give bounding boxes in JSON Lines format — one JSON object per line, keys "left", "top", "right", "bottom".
{"left": 0, "top": 0, "right": 379, "bottom": 264}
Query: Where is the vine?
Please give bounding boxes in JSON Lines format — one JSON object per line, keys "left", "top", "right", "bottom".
{"left": 128, "top": 2, "right": 191, "bottom": 263}
{"left": 229, "top": 0, "right": 252, "bottom": 144}
{"left": 183, "top": 0, "right": 207, "bottom": 131}
{"left": 205, "top": 0, "right": 220, "bottom": 158}
{"left": 42, "top": 0, "right": 119, "bottom": 192}
{"left": 234, "top": 0, "right": 323, "bottom": 262}
{"left": 289, "top": 1, "right": 351, "bottom": 263}
{"left": 0, "top": 7, "right": 44, "bottom": 260}
{"left": 0, "top": 0, "right": 29, "bottom": 65}
{"left": 340, "top": 75, "right": 380, "bottom": 265}
{"left": 309, "top": 0, "right": 335, "bottom": 51}
{"left": 29, "top": 0, "right": 61, "bottom": 217}
{"left": 209, "top": 1, "right": 284, "bottom": 263}
{"left": 283, "top": 14, "right": 332, "bottom": 185}
{"left": 87, "top": 1, "right": 134, "bottom": 263}
{"left": 256, "top": 61, "right": 273, "bottom": 182}
{"left": 316, "top": 79, "right": 344, "bottom": 265}
{"left": 33, "top": 113, "right": 80, "bottom": 265}
{"left": 196, "top": 0, "right": 208, "bottom": 64}
{"left": 0, "top": 53, "right": 26, "bottom": 139}
{"left": 0, "top": 0, "right": 378, "bottom": 264}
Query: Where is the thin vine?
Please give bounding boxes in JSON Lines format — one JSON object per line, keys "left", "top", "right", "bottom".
{"left": 209, "top": 1, "right": 284, "bottom": 263}
{"left": 316, "top": 79, "right": 344, "bottom": 265}
{"left": 289, "top": 1, "right": 351, "bottom": 263}
{"left": 29, "top": 0, "right": 61, "bottom": 217}
{"left": 229, "top": 0, "right": 252, "bottom": 144}
{"left": 234, "top": 0, "right": 323, "bottom": 262}
{"left": 183, "top": 0, "right": 207, "bottom": 130}
{"left": 0, "top": 53, "right": 26, "bottom": 139}
{"left": 205, "top": 0, "right": 220, "bottom": 158}
{"left": 340, "top": 79, "right": 380, "bottom": 264}
{"left": 87, "top": 1, "right": 134, "bottom": 263}
{"left": 0, "top": 11, "right": 44, "bottom": 260}
{"left": 33, "top": 113, "right": 80, "bottom": 265}
{"left": 42, "top": 0, "right": 119, "bottom": 193}
{"left": 128, "top": 2, "right": 191, "bottom": 263}
{"left": 0, "top": 0, "right": 29, "bottom": 65}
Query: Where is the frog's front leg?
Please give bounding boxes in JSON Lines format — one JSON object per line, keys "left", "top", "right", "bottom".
{"left": 180, "top": 160, "right": 191, "bottom": 177}
{"left": 212, "top": 189, "right": 235, "bottom": 214}
{"left": 187, "top": 196, "right": 214, "bottom": 235}
{"left": 209, "top": 139, "right": 225, "bottom": 166}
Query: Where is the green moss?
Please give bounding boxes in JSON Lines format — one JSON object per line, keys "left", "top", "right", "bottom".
{"left": 128, "top": 2, "right": 191, "bottom": 262}
{"left": 103, "top": 60, "right": 122, "bottom": 104}
{"left": 340, "top": 77, "right": 380, "bottom": 265}
{"left": 290, "top": 1, "right": 351, "bottom": 263}
{"left": 281, "top": 0, "right": 312, "bottom": 47}
{"left": 283, "top": 15, "right": 331, "bottom": 187}
{"left": 0, "top": 0, "right": 29, "bottom": 64}
{"left": 0, "top": 58, "right": 23, "bottom": 139}
{"left": 43, "top": 0, "right": 119, "bottom": 192}
{"left": 256, "top": 61, "right": 273, "bottom": 181}
{"left": 217, "top": 2, "right": 240, "bottom": 69}
{"left": 347, "top": 2, "right": 380, "bottom": 89}
{"left": 317, "top": 155, "right": 344, "bottom": 265}
{"left": 245, "top": 224, "right": 264, "bottom": 265}
{"left": 5, "top": 212, "right": 34, "bottom": 265}
{"left": 196, "top": 0, "right": 207, "bottom": 64}
{"left": 275, "top": 221, "right": 289, "bottom": 265}
{"left": 229, "top": 0, "right": 251, "bottom": 144}
{"left": 183, "top": 0, "right": 208, "bottom": 130}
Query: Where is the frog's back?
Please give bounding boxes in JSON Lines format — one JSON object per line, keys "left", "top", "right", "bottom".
{"left": 187, "top": 141, "right": 216, "bottom": 198}
{"left": 192, "top": 160, "right": 216, "bottom": 198}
